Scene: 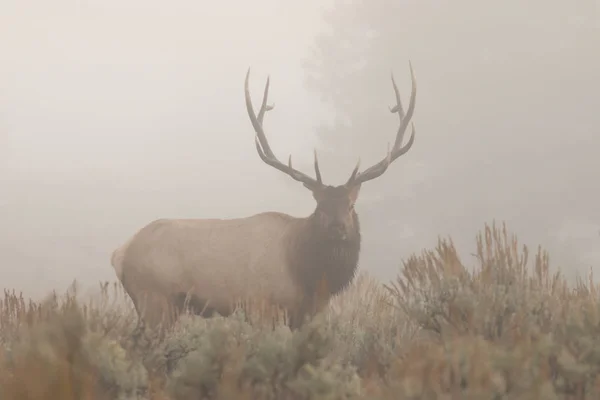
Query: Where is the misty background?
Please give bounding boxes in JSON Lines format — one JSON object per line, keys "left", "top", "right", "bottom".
{"left": 1, "top": 0, "right": 598, "bottom": 299}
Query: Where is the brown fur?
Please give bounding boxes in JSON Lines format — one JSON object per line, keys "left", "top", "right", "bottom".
{"left": 112, "top": 185, "right": 363, "bottom": 331}
{"left": 285, "top": 208, "right": 361, "bottom": 328}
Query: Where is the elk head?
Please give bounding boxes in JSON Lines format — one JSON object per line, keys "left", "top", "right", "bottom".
{"left": 244, "top": 64, "right": 417, "bottom": 241}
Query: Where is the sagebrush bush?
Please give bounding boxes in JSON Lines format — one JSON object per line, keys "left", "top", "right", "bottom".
{"left": 0, "top": 296, "right": 149, "bottom": 400}
{"left": 1, "top": 221, "right": 599, "bottom": 399}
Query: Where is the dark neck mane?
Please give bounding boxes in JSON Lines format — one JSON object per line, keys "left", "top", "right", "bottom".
{"left": 287, "top": 212, "right": 361, "bottom": 299}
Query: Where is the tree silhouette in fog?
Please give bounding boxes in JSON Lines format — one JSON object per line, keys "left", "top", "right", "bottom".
{"left": 304, "top": 0, "right": 600, "bottom": 278}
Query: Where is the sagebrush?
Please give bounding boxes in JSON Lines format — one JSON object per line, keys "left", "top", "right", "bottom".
{"left": 1, "top": 222, "right": 599, "bottom": 399}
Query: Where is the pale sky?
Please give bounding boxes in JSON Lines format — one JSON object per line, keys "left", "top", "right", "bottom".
{"left": 1, "top": 0, "right": 599, "bottom": 298}
{"left": 1, "top": 0, "right": 339, "bottom": 297}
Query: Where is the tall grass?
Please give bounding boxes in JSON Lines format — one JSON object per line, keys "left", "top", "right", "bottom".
{"left": 1, "top": 222, "right": 599, "bottom": 399}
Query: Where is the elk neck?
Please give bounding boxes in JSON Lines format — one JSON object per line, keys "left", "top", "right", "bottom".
{"left": 286, "top": 211, "right": 361, "bottom": 298}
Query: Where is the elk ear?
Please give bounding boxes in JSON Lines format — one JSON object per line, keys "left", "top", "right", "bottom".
{"left": 348, "top": 184, "right": 361, "bottom": 204}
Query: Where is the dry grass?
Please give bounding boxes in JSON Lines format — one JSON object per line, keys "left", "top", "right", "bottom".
{"left": 1, "top": 221, "right": 599, "bottom": 399}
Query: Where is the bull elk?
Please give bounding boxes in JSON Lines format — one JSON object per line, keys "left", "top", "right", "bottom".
{"left": 111, "top": 63, "right": 417, "bottom": 330}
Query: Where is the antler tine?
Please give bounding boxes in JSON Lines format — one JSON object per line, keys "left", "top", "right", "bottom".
{"left": 313, "top": 149, "right": 323, "bottom": 184}
{"left": 389, "top": 73, "right": 405, "bottom": 120}
{"left": 257, "top": 75, "right": 274, "bottom": 125}
{"left": 245, "top": 68, "right": 323, "bottom": 190}
{"left": 348, "top": 62, "right": 417, "bottom": 186}
{"left": 345, "top": 158, "right": 361, "bottom": 185}
{"left": 245, "top": 69, "right": 276, "bottom": 159}
{"left": 390, "top": 61, "right": 417, "bottom": 153}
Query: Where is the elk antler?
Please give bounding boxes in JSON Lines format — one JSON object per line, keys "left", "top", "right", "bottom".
{"left": 346, "top": 62, "right": 417, "bottom": 186}
{"left": 245, "top": 69, "right": 324, "bottom": 191}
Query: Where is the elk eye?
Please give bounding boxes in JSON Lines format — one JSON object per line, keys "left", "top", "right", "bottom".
{"left": 349, "top": 204, "right": 354, "bottom": 211}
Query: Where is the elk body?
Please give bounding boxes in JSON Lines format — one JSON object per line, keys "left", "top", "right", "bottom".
{"left": 111, "top": 64, "right": 418, "bottom": 330}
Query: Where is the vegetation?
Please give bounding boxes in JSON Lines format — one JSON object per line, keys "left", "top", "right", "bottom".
{"left": 1, "top": 222, "right": 599, "bottom": 399}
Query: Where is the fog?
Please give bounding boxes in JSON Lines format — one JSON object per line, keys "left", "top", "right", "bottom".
{"left": 1, "top": 0, "right": 598, "bottom": 299}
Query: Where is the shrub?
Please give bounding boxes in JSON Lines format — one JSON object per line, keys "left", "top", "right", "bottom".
{"left": 1, "top": 221, "right": 599, "bottom": 399}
